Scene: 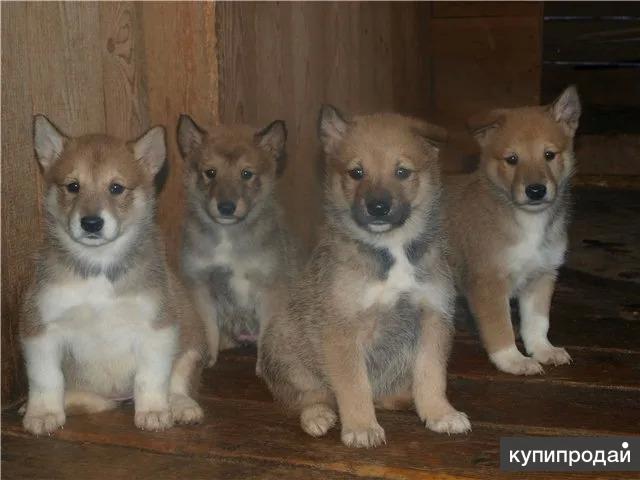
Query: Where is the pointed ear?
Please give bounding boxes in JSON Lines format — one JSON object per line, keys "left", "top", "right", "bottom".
{"left": 177, "top": 114, "right": 205, "bottom": 159}
{"left": 130, "top": 126, "right": 166, "bottom": 177}
{"left": 318, "top": 104, "right": 349, "bottom": 155}
{"left": 467, "top": 109, "right": 505, "bottom": 148}
{"left": 551, "top": 85, "right": 581, "bottom": 136}
{"left": 255, "top": 120, "right": 287, "bottom": 175}
{"left": 33, "top": 114, "right": 67, "bottom": 171}
{"left": 411, "top": 120, "right": 448, "bottom": 154}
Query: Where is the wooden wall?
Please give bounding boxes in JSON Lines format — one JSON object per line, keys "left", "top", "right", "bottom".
{"left": 1, "top": 2, "right": 218, "bottom": 406}
{"left": 216, "top": 2, "right": 432, "bottom": 248}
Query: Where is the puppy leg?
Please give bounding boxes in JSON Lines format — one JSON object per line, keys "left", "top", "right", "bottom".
{"left": 467, "top": 278, "right": 543, "bottom": 375}
{"left": 22, "top": 334, "right": 66, "bottom": 435}
{"left": 64, "top": 391, "right": 118, "bottom": 416}
{"left": 519, "top": 273, "right": 571, "bottom": 366}
{"left": 299, "top": 389, "right": 337, "bottom": 438}
{"left": 323, "top": 335, "right": 385, "bottom": 448}
{"left": 413, "top": 312, "right": 471, "bottom": 434}
{"left": 134, "top": 325, "right": 175, "bottom": 431}
{"left": 191, "top": 284, "right": 220, "bottom": 367}
{"left": 169, "top": 349, "right": 204, "bottom": 425}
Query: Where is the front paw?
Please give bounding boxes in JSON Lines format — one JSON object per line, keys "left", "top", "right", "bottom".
{"left": 300, "top": 404, "right": 337, "bottom": 437}
{"left": 531, "top": 344, "right": 572, "bottom": 366}
{"left": 490, "top": 346, "right": 544, "bottom": 375}
{"left": 426, "top": 410, "right": 471, "bottom": 434}
{"left": 135, "top": 410, "right": 173, "bottom": 431}
{"left": 341, "top": 421, "right": 386, "bottom": 448}
{"left": 170, "top": 395, "right": 204, "bottom": 425}
{"left": 23, "top": 410, "right": 65, "bottom": 435}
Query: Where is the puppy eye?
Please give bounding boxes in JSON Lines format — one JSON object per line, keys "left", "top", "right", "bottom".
{"left": 109, "top": 183, "right": 125, "bottom": 195}
{"left": 544, "top": 150, "right": 556, "bottom": 161}
{"left": 66, "top": 182, "right": 80, "bottom": 193}
{"left": 204, "top": 169, "right": 216, "bottom": 179}
{"left": 395, "top": 167, "right": 411, "bottom": 180}
{"left": 241, "top": 169, "right": 254, "bottom": 180}
{"left": 348, "top": 167, "right": 364, "bottom": 180}
{"left": 505, "top": 154, "right": 518, "bottom": 166}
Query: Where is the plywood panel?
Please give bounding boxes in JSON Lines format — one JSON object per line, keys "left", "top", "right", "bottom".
{"left": 140, "top": 2, "right": 218, "bottom": 264}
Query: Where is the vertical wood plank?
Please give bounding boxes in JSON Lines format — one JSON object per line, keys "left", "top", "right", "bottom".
{"left": 1, "top": 2, "right": 34, "bottom": 406}
{"left": 140, "top": 2, "right": 218, "bottom": 265}
{"left": 99, "top": 2, "right": 149, "bottom": 139}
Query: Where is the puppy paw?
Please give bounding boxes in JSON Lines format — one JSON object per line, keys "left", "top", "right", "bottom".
{"left": 490, "top": 346, "right": 544, "bottom": 375}
{"left": 300, "top": 404, "right": 337, "bottom": 437}
{"left": 23, "top": 410, "right": 65, "bottom": 436}
{"left": 341, "top": 422, "right": 386, "bottom": 448}
{"left": 135, "top": 409, "right": 173, "bottom": 431}
{"left": 426, "top": 410, "right": 471, "bottom": 435}
{"left": 531, "top": 345, "right": 572, "bottom": 366}
{"left": 170, "top": 395, "right": 204, "bottom": 425}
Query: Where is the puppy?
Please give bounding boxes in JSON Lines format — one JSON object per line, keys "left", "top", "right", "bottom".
{"left": 21, "top": 115, "right": 206, "bottom": 435}
{"left": 259, "top": 106, "right": 470, "bottom": 448}
{"left": 443, "top": 86, "right": 581, "bottom": 375}
{"left": 178, "top": 115, "right": 298, "bottom": 367}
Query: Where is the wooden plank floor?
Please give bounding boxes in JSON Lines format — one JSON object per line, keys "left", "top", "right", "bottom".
{"left": 2, "top": 188, "right": 640, "bottom": 479}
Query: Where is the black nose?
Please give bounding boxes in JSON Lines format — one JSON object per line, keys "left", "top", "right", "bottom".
{"left": 525, "top": 184, "right": 547, "bottom": 201}
{"left": 217, "top": 201, "right": 236, "bottom": 216}
{"left": 366, "top": 199, "right": 391, "bottom": 217}
{"left": 80, "top": 216, "right": 104, "bottom": 233}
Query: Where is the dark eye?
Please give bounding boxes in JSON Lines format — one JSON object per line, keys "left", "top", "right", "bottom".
{"left": 544, "top": 150, "right": 556, "bottom": 161}
{"left": 66, "top": 182, "right": 80, "bottom": 193}
{"left": 109, "top": 183, "right": 125, "bottom": 195}
{"left": 241, "top": 169, "right": 254, "bottom": 180}
{"left": 505, "top": 154, "right": 518, "bottom": 166}
{"left": 204, "top": 169, "right": 216, "bottom": 179}
{"left": 395, "top": 167, "right": 411, "bottom": 179}
{"left": 348, "top": 167, "right": 364, "bottom": 180}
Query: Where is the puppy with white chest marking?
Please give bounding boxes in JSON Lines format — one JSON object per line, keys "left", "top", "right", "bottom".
{"left": 443, "top": 86, "right": 581, "bottom": 375}
{"left": 259, "top": 106, "right": 470, "bottom": 448}
{"left": 178, "top": 115, "right": 298, "bottom": 368}
{"left": 20, "top": 115, "right": 206, "bottom": 435}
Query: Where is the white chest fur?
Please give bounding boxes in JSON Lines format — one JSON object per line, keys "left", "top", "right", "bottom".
{"left": 360, "top": 245, "right": 449, "bottom": 315}
{"left": 195, "top": 230, "right": 276, "bottom": 307}
{"left": 37, "top": 275, "right": 160, "bottom": 396}
{"left": 506, "top": 210, "right": 566, "bottom": 293}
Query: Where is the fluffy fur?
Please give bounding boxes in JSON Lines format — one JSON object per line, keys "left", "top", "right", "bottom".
{"left": 178, "top": 115, "right": 299, "bottom": 368}
{"left": 443, "top": 86, "right": 581, "bottom": 375}
{"left": 20, "top": 115, "right": 206, "bottom": 435}
{"left": 260, "top": 106, "right": 470, "bottom": 448}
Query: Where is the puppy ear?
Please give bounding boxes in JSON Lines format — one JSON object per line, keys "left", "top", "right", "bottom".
{"left": 130, "top": 126, "right": 166, "bottom": 177}
{"left": 411, "top": 120, "right": 448, "bottom": 153}
{"left": 467, "top": 109, "right": 505, "bottom": 148}
{"left": 318, "top": 104, "right": 349, "bottom": 155}
{"left": 256, "top": 120, "right": 287, "bottom": 175}
{"left": 177, "top": 114, "right": 205, "bottom": 159}
{"left": 550, "top": 85, "right": 581, "bottom": 136}
{"left": 33, "top": 114, "right": 67, "bottom": 172}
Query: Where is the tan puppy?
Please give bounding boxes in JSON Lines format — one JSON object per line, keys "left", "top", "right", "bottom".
{"left": 178, "top": 115, "right": 298, "bottom": 369}
{"left": 21, "top": 115, "right": 206, "bottom": 435}
{"left": 443, "top": 86, "right": 581, "bottom": 375}
{"left": 260, "top": 106, "right": 470, "bottom": 448}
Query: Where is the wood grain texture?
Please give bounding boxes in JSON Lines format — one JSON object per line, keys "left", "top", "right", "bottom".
{"left": 2, "top": 434, "right": 366, "bottom": 480}
{"left": 1, "top": 2, "right": 33, "bottom": 407}
{"left": 140, "top": 2, "right": 218, "bottom": 264}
